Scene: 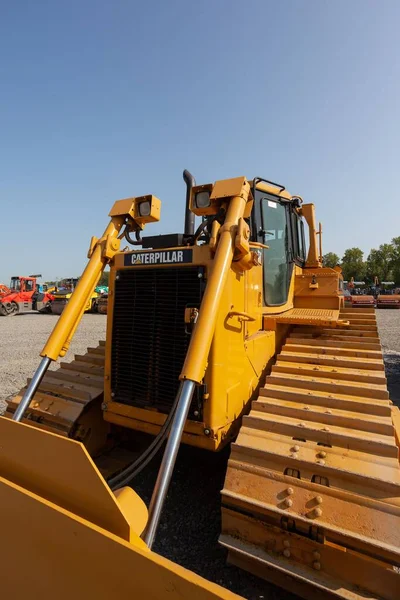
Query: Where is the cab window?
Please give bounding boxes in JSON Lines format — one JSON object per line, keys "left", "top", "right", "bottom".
{"left": 10, "top": 279, "right": 20, "bottom": 291}
{"left": 261, "top": 197, "right": 291, "bottom": 305}
{"left": 291, "top": 211, "right": 306, "bottom": 264}
{"left": 297, "top": 218, "right": 306, "bottom": 262}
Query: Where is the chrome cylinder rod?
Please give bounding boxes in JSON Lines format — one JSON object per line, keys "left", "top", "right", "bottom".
{"left": 12, "top": 356, "right": 52, "bottom": 422}
{"left": 142, "top": 379, "right": 196, "bottom": 548}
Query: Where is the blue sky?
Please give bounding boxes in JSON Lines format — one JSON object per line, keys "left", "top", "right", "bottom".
{"left": 1, "top": 0, "right": 399, "bottom": 282}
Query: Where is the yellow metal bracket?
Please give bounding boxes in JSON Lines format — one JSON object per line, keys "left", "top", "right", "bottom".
{"left": 87, "top": 235, "right": 120, "bottom": 261}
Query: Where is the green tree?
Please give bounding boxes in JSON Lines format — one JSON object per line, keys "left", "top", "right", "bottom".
{"left": 341, "top": 247, "right": 366, "bottom": 282}
{"left": 322, "top": 252, "right": 340, "bottom": 268}
{"left": 390, "top": 237, "right": 400, "bottom": 284}
{"left": 366, "top": 244, "right": 393, "bottom": 283}
{"left": 98, "top": 271, "right": 109, "bottom": 287}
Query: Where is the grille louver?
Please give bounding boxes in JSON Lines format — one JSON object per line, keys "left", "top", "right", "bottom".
{"left": 111, "top": 266, "right": 204, "bottom": 417}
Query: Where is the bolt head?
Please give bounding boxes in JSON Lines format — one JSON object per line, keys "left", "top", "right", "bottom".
{"left": 318, "top": 451, "right": 326, "bottom": 458}
{"left": 283, "top": 540, "right": 290, "bottom": 548}
{"left": 314, "top": 507, "right": 323, "bottom": 517}
{"left": 111, "top": 392, "right": 115, "bottom": 398}
{"left": 313, "top": 561, "right": 321, "bottom": 571}
{"left": 316, "top": 459, "right": 325, "bottom": 465}
{"left": 284, "top": 498, "right": 293, "bottom": 508}
{"left": 287, "top": 487, "right": 294, "bottom": 496}
{"left": 194, "top": 410, "right": 199, "bottom": 417}
{"left": 313, "top": 551, "right": 321, "bottom": 560}
{"left": 292, "top": 444, "right": 300, "bottom": 452}
{"left": 316, "top": 496, "right": 323, "bottom": 504}
{"left": 204, "top": 428, "right": 211, "bottom": 436}
{"left": 283, "top": 549, "right": 291, "bottom": 558}
{"left": 290, "top": 453, "right": 298, "bottom": 459}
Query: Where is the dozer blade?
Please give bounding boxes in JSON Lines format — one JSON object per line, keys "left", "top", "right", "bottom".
{"left": 221, "top": 308, "right": 400, "bottom": 600}
{"left": 0, "top": 417, "right": 240, "bottom": 600}
{"left": 5, "top": 341, "right": 108, "bottom": 454}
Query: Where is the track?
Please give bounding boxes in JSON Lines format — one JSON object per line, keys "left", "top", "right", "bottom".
{"left": 220, "top": 307, "right": 400, "bottom": 600}
{"left": 6, "top": 342, "right": 106, "bottom": 452}
{"left": 5, "top": 308, "right": 400, "bottom": 598}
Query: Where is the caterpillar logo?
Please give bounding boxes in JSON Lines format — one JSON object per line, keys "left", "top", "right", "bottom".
{"left": 124, "top": 249, "right": 193, "bottom": 266}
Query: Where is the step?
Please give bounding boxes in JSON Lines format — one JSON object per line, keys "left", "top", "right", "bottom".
{"left": 336, "top": 324, "right": 378, "bottom": 332}
{"left": 285, "top": 337, "right": 381, "bottom": 351}
{"left": 233, "top": 425, "right": 400, "bottom": 481}
{"left": 272, "top": 361, "right": 386, "bottom": 385}
{"left": 28, "top": 376, "right": 98, "bottom": 403}
{"left": 87, "top": 346, "right": 105, "bottom": 355}
{"left": 265, "top": 372, "right": 389, "bottom": 399}
{"left": 254, "top": 397, "right": 393, "bottom": 436}
{"left": 283, "top": 342, "right": 382, "bottom": 360}
{"left": 339, "top": 312, "right": 376, "bottom": 320}
{"left": 243, "top": 410, "right": 397, "bottom": 457}
{"left": 339, "top": 307, "right": 375, "bottom": 314}
{"left": 293, "top": 327, "right": 379, "bottom": 338}
{"left": 220, "top": 523, "right": 400, "bottom": 600}
{"left": 279, "top": 350, "right": 384, "bottom": 371}
{"left": 292, "top": 324, "right": 378, "bottom": 337}
{"left": 61, "top": 360, "right": 104, "bottom": 375}
{"left": 342, "top": 318, "right": 378, "bottom": 325}
{"left": 48, "top": 369, "right": 104, "bottom": 389}
{"left": 290, "top": 332, "right": 379, "bottom": 344}
{"left": 73, "top": 353, "right": 104, "bottom": 366}
{"left": 260, "top": 382, "right": 391, "bottom": 416}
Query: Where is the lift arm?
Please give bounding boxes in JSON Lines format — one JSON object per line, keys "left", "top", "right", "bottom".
{"left": 13, "top": 196, "right": 160, "bottom": 423}
{"left": 143, "top": 177, "right": 254, "bottom": 547}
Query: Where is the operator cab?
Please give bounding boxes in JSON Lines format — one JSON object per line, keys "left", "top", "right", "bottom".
{"left": 10, "top": 277, "right": 21, "bottom": 291}
{"left": 250, "top": 179, "right": 306, "bottom": 306}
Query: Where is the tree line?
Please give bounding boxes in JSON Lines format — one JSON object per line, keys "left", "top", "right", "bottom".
{"left": 323, "top": 237, "right": 400, "bottom": 283}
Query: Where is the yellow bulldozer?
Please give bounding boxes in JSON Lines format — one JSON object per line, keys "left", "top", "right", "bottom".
{"left": 2, "top": 171, "right": 400, "bottom": 600}
{"left": 51, "top": 277, "right": 101, "bottom": 314}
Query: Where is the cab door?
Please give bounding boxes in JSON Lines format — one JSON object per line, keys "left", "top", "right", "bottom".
{"left": 251, "top": 185, "right": 306, "bottom": 307}
{"left": 19, "top": 278, "right": 34, "bottom": 311}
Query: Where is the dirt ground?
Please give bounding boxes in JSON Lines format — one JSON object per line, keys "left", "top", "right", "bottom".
{"left": 0, "top": 309, "right": 399, "bottom": 599}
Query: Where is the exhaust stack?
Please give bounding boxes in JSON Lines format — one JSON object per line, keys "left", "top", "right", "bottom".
{"left": 183, "top": 169, "right": 196, "bottom": 236}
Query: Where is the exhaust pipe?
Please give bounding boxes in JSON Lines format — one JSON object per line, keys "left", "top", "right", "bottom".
{"left": 183, "top": 169, "right": 195, "bottom": 236}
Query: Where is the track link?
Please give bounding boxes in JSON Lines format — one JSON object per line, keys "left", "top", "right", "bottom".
{"left": 6, "top": 342, "right": 106, "bottom": 452}
{"left": 221, "top": 308, "right": 400, "bottom": 600}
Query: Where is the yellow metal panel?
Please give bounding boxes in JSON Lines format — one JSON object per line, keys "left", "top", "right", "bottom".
{"left": 0, "top": 417, "right": 130, "bottom": 540}
{"left": 209, "top": 177, "right": 248, "bottom": 200}
{"left": 0, "top": 476, "right": 241, "bottom": 600}
{"left": 108, "top": 197, "right": 137, "bottom": 217}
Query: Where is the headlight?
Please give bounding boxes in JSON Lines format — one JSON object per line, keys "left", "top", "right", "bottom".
{"left": 138, "top": 200, "right": 151, "bottom": 216}
{"left": 195, "top": 191, "right": 211, "bottom": 208}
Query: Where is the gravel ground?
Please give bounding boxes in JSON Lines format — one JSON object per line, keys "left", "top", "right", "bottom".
{"left": 0, "top": 313, "right": 106, "bottom": 411}
{"left": 1, "top": 310, "right": 400, "bottom": 599}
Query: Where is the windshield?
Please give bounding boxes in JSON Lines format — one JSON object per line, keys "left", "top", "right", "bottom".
{"left": 10, "top": 278, "right": 20, "bottom": 291}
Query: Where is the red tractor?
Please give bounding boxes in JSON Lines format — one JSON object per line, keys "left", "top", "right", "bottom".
{"left": 0, "top": 275, "right": 54, "bottom": 316}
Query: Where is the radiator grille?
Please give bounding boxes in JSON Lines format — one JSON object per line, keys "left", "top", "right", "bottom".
{"left": 111, "top": 267, "right": 205, "bottom": 417}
